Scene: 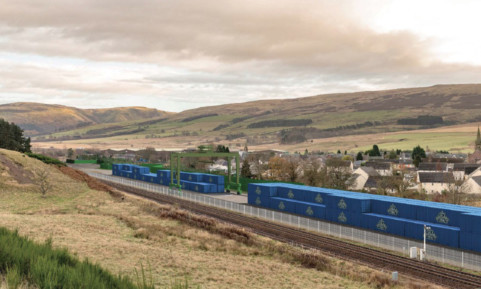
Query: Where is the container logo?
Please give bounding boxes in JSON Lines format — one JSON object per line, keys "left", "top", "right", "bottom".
{"left": 255, "top": 187, "right": 261, "bottom": 195}
{"left": 209, "top": 177, "right": 213, "bottom": 183}
{"left": 195, "top": 185, "right": 199, "bottom": 191}
{"left": 279, "top": 201, "right": 285, "bottom": 210}
{"left": 189, "top": 175, "right": 193, "bottom": 181}
{"left": 160, "top": 173, "right": 163, "bottom": 177}
{"left": 436, "top": 211, "right": 449, "bottom": 224}
{"left": 388, "top": 204, "right": 399, "bottom": 216}
{"left": 338, "top": 199, "right": 347, "bottom": 210}
{"left": 255, "top": 197, "right": 261, "bottom": 206}
{"left": 376, "top": 219, "right": 387, "bottom": 231}
{"left": 315, "top": 194, "right": 323, "bottom": 203}
{"left": 288, "top": 190, "right": 294, "bottom": 199}
{"left": 426, "top": 228, "right": 437, "bottom": 241}
{"left": 306, "top": 206, "right": 314, "bottom": 216}
{"left": 338, "top": 212, "right": 347, "bottom": 223}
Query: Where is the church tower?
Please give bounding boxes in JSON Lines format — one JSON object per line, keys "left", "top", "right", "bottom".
{"left": 476, "top": 126, "right": 481, "bottom": 151}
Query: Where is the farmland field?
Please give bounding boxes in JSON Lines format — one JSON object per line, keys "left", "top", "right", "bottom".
{"left": 33, "top": 123, "right": 480, "bottom": 154}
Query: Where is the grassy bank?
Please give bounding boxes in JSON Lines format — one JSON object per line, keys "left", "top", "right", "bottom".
{"left": 0, "top": 227, "right": 145, "bottom": 289}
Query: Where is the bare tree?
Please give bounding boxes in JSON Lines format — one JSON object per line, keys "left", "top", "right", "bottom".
{"left": 36, "top": 168, "right": 53, "bottom": 197}
{"left": 302, "top": 158, "right": 323, "bottom": 186}
{"left": 444, "top": 179, "right": 465, "bottom": 205}
{"left": 321, "top": 158, "right": 354, "bottom": 190}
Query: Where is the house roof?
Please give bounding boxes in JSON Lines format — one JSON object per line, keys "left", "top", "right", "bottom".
{"left": 453, "top": 163, "right": 481, "bottom": 173}
{"left": 418, "top": 162, "right": 448, "bottom": 171}
{"left": 364, "top": 162, "right": 391, "bottom": 170}
{"left": 472, "top": 176, "right": 481, "bottom": 187}
{"left": 359, "top": 166, "right": 380, "bottom": 177}
{"left": 418, "top": 172, "right": 455, "bottom": 183}
{"left": 365, "top": 176, "right": 381, "bottom": 188}
{"left": 469, "top": 150, "right": 481, "bottom": 163}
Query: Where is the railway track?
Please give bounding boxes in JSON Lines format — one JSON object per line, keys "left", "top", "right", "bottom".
{"left": 102, "top": 180, "right": 481, "bottom": 289}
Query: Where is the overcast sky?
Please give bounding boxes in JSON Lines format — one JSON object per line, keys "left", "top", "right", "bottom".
{"left": 1, "top": 0, "right": 480, "bottom": 112}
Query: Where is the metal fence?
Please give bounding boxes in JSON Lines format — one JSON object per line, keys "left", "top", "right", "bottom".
{"left": 89, "top": 172, "right": 481, "bottom": 271}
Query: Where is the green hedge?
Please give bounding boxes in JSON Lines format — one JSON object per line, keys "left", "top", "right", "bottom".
{"left": 74, "top": 160, "right": 98, "bottom": 164}
{"left": 26, "top": 153, "right": 66, "bottom": 166}
{"left": 0, "top": 227, "right": 150, "bottom": 289}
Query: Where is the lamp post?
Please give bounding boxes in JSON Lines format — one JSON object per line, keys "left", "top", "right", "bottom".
{"left": 423, "top": 224, "right": 431, "bottom": 260}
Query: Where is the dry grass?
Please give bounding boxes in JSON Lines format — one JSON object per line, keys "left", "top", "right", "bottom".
{"left": 0, "top": 148, "right": 445, "bottom": 288}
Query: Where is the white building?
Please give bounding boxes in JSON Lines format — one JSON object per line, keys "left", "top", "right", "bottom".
{"left": 418, "top": 172, "right": 455, "bottom": 194}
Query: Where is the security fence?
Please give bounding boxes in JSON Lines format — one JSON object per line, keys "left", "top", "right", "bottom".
{"left": 89, "top": 172, "right": 481, "bottom": 271}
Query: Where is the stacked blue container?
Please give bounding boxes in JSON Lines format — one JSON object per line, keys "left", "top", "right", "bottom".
{"left": 246, "top": 182, "right": 481, "bottom": 252}
{"left": 112, "top": 164, "right": 226, "bottom": 194}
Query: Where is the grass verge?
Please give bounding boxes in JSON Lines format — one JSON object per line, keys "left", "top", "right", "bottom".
{"left": 0, "top": 227, "right": 149, "bottom": 289}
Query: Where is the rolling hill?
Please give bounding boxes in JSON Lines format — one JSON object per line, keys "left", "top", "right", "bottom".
{"left": 0, "top": 102, "right": 172, "bottom": 136}
{"left": 3, "top": 84, "right": 481, "bottom": 152}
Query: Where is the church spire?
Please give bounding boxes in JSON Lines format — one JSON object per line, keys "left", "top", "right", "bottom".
{"left": 476, "top": 125, "right": 481, "bottom": 151}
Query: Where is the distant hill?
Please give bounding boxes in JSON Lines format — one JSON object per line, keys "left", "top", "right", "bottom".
{"left": 0, "top": 102, "right": 172, "bottom": 136}
{"left": 4, "top": 84, "right": 481, "bottom": 148}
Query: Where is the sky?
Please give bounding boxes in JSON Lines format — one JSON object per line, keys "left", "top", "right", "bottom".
{"left": 0, "top": 0, "right": 480, "bottom": 112}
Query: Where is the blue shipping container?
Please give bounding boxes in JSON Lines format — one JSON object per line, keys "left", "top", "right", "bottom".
{"left": 460, "top": 232, "right": 481, "bottom": 252}
{"left": 326, "top": 209, "right": 362, "bottom": 227}
{"left": 324, "top": 195, "right": 371, "bottom": 213}
{"left": 295, "top": 201, "right": 326, "bottom": 219}
{"left": 277, "top": 186, "right": 305, "bottom": 201}
{"left": 269, "top": 197, "right": 296, "bottom": 212}
{"left": 361, "top": 213, "right": 406, "bottom": 236}
{"left": 248, "top": 183, "right": 277, "bottom": 197}
{"left": 370, "top": 199, "right": 418, "bottom": 220}
{"left": 404, "top": 221, "right": 460, "bottom": 248}
{"left": 416, "top": 206, "right": 464, "bottom": 227}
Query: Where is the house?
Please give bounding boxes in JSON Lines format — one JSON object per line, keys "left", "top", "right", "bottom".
{"left": 351, "top": 167, "right": 380, "bottom": 190}
{"left": 453, "top": 163, "right": 481, "bottom": 181}
{"left": 418, "top": 172, "right": 455, "bottom": 194}
{"left": 468, "top": 167, "right": 481, "bottom": 178}
{"left": 462, "top": 176, "right": 481, "bottom": 194}
{"left": 364, "top": 161, "right": 392, "bottom": 176}
{"left": 393, "top": 159, "right": 415, "bottom": 170}
{"left": 417, "top": 162, "right": 450, "bottom": 172}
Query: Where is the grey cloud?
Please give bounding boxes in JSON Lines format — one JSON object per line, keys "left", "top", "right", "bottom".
{"left": 0, "top": 0, "right": 435, "bottom": 74}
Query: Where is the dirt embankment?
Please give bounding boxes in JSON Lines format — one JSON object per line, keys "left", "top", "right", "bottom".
{"left": 56, "top": 166, "right": 123, "bottom": 199}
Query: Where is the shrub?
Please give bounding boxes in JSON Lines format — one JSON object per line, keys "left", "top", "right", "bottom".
{"left": 26, "top": 153, "right": 66, "bottom": 166}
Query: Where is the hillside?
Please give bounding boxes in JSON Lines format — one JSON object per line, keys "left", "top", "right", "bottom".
{"left": 0, "top": 102, "right": 172, "bottom": 136}
{"left": 25, "top": 84, "right": 481, "bottom": 152}
{"left": 1, "top": 148, "right": 412, "bottom": 288}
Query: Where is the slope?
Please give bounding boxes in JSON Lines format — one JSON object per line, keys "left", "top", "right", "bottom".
{"left": 0, "top": 102, "right": 172, "bottom": 136}
{"left": 31, "top": 84, "right": 481, "bottom": 152}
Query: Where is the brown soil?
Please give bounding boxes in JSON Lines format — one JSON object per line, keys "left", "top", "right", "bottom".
{"left": 0, "top": 153, "right": 34, "bottom": 184}
{"left": 56, "top": 166, "right": 123, "bottom": 199}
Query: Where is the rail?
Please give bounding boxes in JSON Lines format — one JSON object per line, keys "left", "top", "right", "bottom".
{"left": 88, "top": 172, "right": 481, "bottom": 272}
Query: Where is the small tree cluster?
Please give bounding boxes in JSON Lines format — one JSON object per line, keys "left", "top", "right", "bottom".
{"left": 0, "top": 118, "right": 31, "bottom": 153}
